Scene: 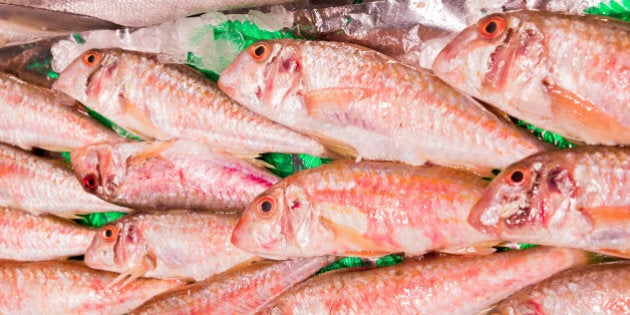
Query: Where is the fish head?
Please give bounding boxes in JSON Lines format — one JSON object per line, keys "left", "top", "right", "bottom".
{"left": 469, "top": 155, "right": 579, "bottom": 242}
{"left": 85, "top": 219, "right": 147, "bottom": 273}
{"left": 433, "top": 12, "right": 548, "bottom": 118}
{"left": 53, "top": 49, "right": 123, "bottom": 110}
{"left": 71, "top": 144, "right": 126, "bottom": 200}
{"left": 219, "top": 40, "right": 306, "bottom": 123}
{"left": 231, "top": 181, "right": 319, "bottom": 259}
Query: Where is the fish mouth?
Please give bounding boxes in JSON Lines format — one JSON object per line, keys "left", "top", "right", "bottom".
{"left": 217, "top": 77, "right": 235, "bottom": 98}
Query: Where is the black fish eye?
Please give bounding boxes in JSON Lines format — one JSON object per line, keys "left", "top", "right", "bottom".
{"left": 261, "top": 200, "right": 272, "bottom": 212}
{"left": 510, "top": 170, "right": 524, "bottom": 183}
{"left": 485, "top": 21, "right": 497, "bottom": 34}
{"left": 254, "top": 45, "right": 266, "bottom": 57}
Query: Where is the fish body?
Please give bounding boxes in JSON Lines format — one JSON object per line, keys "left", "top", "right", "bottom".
{"left": 0, "top": 71, "right": 121, "bottom": 151}
{"left": 490, "top": 261, "right": 630, "bottom": 315}
{"left": 260, "top": 247, "right": 590, "bottom": 314}
{"left": 131, "top": 256, "right": 337, "bottom": 314}
{"left": 71, "top": 139, "right": 280, "bottom": 211}
{"left": 0, "top": 260, "right": 182, "bottom": 314}
{"left": 0, "top": 207, "right": 95, "bottom": 261}
{"left": 231, "top": 160, "right": 497, "bottom": 259}
{"left": 53, "top": 49, "right": 327, "bottom": 157}
{"left": 218, "top": 39, "right": 547, "bottom": 175}
{"left": 433, "top": 10, "right": 630, "bottom": 145}
{"left": 468, "top": 146, "right": 630, "bottom": 258}
{"left": 84, "top": 210, "right": 255, "bottom": 282}
{"left": 0, "top": 143, "right": 130, "bottom": 217}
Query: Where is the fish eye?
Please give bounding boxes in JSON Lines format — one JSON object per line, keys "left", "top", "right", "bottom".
{"left": 82, "top": 174, "right": 99, "bottom": 191}
{"left": 478, "top": 15, "right": 507, "bottom": 39}
{"left": 248, "top": 42, "right": 271, "bottom": 62}
{"left": 100, "top": 225, "right": 118, "bottom": 242}
{"left": 255, "top": 195, "right": 276, "bottom": 217}
{"left": 506, "top": 168, "right": 529, "bottom": 186}
{"left": 82, "top": 51, "right": 101, "bottom": 66}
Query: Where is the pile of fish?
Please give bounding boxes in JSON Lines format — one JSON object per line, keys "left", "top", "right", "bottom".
{"left": 0, "top": 4, "right": 629, "bottom": 314}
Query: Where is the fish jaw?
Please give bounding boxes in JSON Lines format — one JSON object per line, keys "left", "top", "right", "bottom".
{"left": 70, "top": 144, "right": 124, "bottom": 200}
{"left": 219, "top": 40, "right": 307, "bottom": 126}
{"left": 85, "top": 220, "right": 147, "bottom": 275}
{"left": 231, "top": 184, "right": 322, "bottom": 259}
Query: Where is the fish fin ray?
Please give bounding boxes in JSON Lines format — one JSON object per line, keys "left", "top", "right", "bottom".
{"left": 581, "top": 206, "right": 630, "bottom": 229}
{"left": 126, "top": 140, "right": 176, "bottom": 165}
{"left": 105, "top": 254, "right": 155, "bottom": 289}
{"left": 319, "top": 217, "right": 386, "bottom": 256}
{"left": 543, "top": 80, "right": 630, "bottom": 144}
{"left": 309, "top": 131, "right": 359, "bottom": 158}
{"left": 118, "top": 94, "right": 169, "bottom": 140}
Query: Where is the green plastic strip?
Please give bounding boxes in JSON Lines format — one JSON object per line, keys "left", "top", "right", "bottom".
{"left": 585, "top": 0, "right": 630, "bottom": 21}
{"left": 76, "top": 212, "right": 127, "bottom": 228}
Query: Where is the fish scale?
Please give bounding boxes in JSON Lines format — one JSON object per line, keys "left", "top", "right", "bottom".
{"left": 259, "top": 247, "right": 591, "bottom": 314}
{"left": 0, "top": 261, "right": 182, "bottom": 314}
{"left": 219, "top": 39, "right": 548, "bottom": 176}
{"left": 130, "top": 257, "right": 336, "bottom": 314}
{"left": 0, "top": 71, "right": 121, "bottom": 151}
{"left": 231, "top": 160, "right": 497, "bottom": 259}
{"left": 53, "top": 49, "right": 328, "bottom": 157}
{"left": 0, "top": 207, "right": 96, "bottom": 261}
{"left": 490, "top": 262, "right": 630, "bottom": 314}
{"left": 433, "top": 10, "right": 630, "bottom": 145}
{"left": 468, "top": 146, "right": 630, "bottom": 259}
{"left": 0, "top": 143, "right": 130, "bottom": 217}
{"left": 70, "top": 139, "right": 280, "bottom": 211}
{"left": 84, "top": 210, "right": 256, "bottom": 282}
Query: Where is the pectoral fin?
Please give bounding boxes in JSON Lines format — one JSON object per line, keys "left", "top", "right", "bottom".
{"left": 119, "top": 94, "right": 169, "bottom": 140}
{"left": 303, "top": 87, "right": 372, "bottom": 117}
{"left": 581, "top": 206, "right": 630, "bottom": 230}
{"left": 544, "top": 80, "right": 630, "bottom": 144}
{"left": 106, "top": 254, "right": 156, "bottom": 289}
{"left": 320, "top": 217, "right": 388, "bottom": 258}
{"left": 126, "top": 140, "right": 176, "bottom": 165}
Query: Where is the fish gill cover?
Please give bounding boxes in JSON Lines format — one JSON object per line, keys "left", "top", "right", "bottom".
{"left": 24, "top": 0, "right": 628, "bottom": 272}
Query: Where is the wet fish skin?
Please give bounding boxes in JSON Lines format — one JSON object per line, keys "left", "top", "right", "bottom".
{"left": 468, "top": 146, "right": 630, "bottom": 258}
{"left": 490, "top": 261, "right": 630, "bottom": 315}
{"left": 260, "top": 247, "right": 591, "bottom": 314}
{"left": 0, "top": 143, "right": 130, "bottom": 217}
{"left": 433, "top": 10, "right": 630, "bottom": 145}
{"left": 85, "top": 210, "right": 256, "bottom": 282}
{"left": 0, "top": 260, "right": 182, "bottom": 315}
{"left": 218, "top": 39, "right": 548, "bottom": 176}
{"left": 53, "top": 48, "right": 328, "bottom": 157}
{"left": 71, "top": 139, "right": 280, "bottom": 211}
{"left": 0, "top": 71, "right": 122, "bottom": 151}
{"left": 131, "top": 256, "right": 337, "bottom": 315}
{"left": 231, "top": 159, "right": 497, "bottom": 259}
{"left": 0, "top": 207, "right": 96, "bottom": 261}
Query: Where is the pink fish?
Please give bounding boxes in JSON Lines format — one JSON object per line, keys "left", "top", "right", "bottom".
{"left": 84, "top": 210, "right": 256, "bottom": 286}
{"left": 490, "top": 261, "right": 630, "bottom": 314}
{"left": 260, "top": 247, "right": 593, "bottom": 314}
{"left": 0, "top": 260, "right": 182, "bottom": 314}
{"left": 218, "top": 39, "right": 548, "bottom": 176}
{"left": 0, "top": 207, "right": 95, "bottom": 261}
{"left": 468, "top": 146, "right": 630, "bottom": 259}
{"left": 131, "top": 257, "right": 336, "bottom": 314}
{"left": 71, "top": 139, "right": 280, "bottom": 211}
{"left": 231, "top": 160, "right": 498, "bottom": 259}
{"left": 0, "top": 71, "right": 121, "bottom": 151}
{"left": 53, "top": 49, "right": 328, "bottom": 157}
{"left": 433, "top": 10, "right": 630, "bottom": 145}
{"left": 0, "top": 143, "right": 130, "bottom": 217}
